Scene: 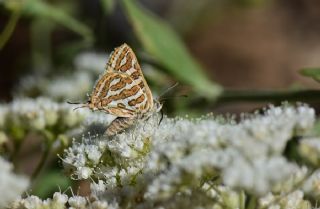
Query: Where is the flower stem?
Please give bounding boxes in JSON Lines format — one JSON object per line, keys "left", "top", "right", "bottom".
{"left": 31, "top": 142, "right": 52, "bottom": 181}
{"left": 246, "top": 195, "right": 257, "bottom": 209}
{"left": 0, "top": 8, "right": 21, "bottom": 49}
{"left": 239, "top": 191, "right": 246, "bottom": 209}
{"left": 217, "top": 89, "right": 320, "bottom": 104}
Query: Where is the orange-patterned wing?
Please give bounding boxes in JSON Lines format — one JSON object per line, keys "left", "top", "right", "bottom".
{"left": 90, "top": 44, "right": 154, "bottom": 117}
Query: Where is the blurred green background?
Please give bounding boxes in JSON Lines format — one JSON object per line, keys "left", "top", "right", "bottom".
{"left": 2, "top": 0, "right": 320, "bottom": 114}
{"left": 1, "top": 0, "right": 320, "bottom": 198}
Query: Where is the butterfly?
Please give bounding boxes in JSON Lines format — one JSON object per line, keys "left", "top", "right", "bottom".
{"left": 72, "top": 43, "right": 162, "bottom": 136}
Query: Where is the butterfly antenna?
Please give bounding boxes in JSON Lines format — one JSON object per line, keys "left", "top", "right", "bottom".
{"left": 159, "top": 94, "right": 188, "bottom": 102}
{"left": 67, "top": 101, "right": 81, "bottom": 105}
{"left": 72, "top": 105, "right": 88, "bottom": 111}
{"left": 63, "top": 186, "right": 73, "bottom": 194}
{"left": 67, "top": 100, "right": 90, "bottom": 111}
{"left": 158, "top": 82, "right": 179, "bottom": 99}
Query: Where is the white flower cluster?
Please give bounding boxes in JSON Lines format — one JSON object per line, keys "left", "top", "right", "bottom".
{"left": 62, "top": 104, "right": 319, "bottom": 208}
{"left": 74, "top": 52, "right": 108, "bottom": 74}
{"left": 299, "top": 137, "right": 320, "bottom": 166}
{"left": 62, "top": 113, "right": 157, "bottom": 183}
{"left": 0, "top": 97, "right": 87, "bottom": 144}
{"left": 44, "top": 71, "right": 93, "bottom": 101}
{"left": 10, "top": 192, "right": 119, "bottom": 209}
{"left": 144, "top": 105, "right": 314, "bottom": 201}
{"left": 302, "top": 169, "right": 320, "bottom": 198}
{"left": 0, "top": 157, "right": 29, "bottom": 208}
{"left": 259, "top": 190, "right": 311, "bottom": 209}
{"left": 18, "top": 52, "right": 108, "bottom": 100}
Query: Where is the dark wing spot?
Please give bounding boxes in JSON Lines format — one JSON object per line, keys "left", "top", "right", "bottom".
{"left": 110, "top": 81, "right": 126, "bottom": 91}
{"left": 131, "top": 71, "right": 141, "bottom": 80}
{"left": 138, "top": 81, "right": 145, "bottom": 89}
{"left": 119, "top": 52, "right": 133, "bottom": 72}
{"left": 115, "top": 46, "right": 129, "bottom": 69}
{"left": 128, "top": 94, "right": 145, "bottom": 107}
{"left": 106, "top": 85, "right": 140, "bottom": 102}
{"left": 93, "top": 75, "right": 113, "bottom": 98}
{"left": 123, "top": 77, "right": 133, "bottom": 84}
{"left": 136, "top": 94, "right": 145, "bottom": 104}
{"left": 123, "top": 85, "right": 140, "bottom": 98}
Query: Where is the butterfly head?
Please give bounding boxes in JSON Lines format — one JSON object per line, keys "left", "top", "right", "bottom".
{"left": 88, "top": 96, "right": 100, "bottom": 110}
{"left": 153, "top": 99, "right": 163, "bottom": 113}
{"left": 68, "top": 95, "right": 100, "bottom": 111}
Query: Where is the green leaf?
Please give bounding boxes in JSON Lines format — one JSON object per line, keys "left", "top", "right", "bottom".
{"left": 9, "top": 0, "right": 93, "bottom": 43}
{"left": 312, "top": 120, "right": 320, "bottom": 136}
{"left": 300, "top": 68, "right": 320, "bottom": 82}
{"left": 101, "top": 0, "right": 115, "bottom": 14}
{"left": 32, "top": 169, "right": 71, "bottom": 198}
{"left": 121, "top": 0, "right": 222, "bottom": 99}
{"left": 0, "top": 6, "right": 21, "bottom": 50}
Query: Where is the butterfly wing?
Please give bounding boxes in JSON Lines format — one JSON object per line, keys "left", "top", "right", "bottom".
{"left": 90, "top": 44, "right": 154, "bottom": 118}
{"left": 97, "top": 44, "right": 153, "bottom": 117}
{"left": 91, "top": 72, "right": 137, "bottom": 117}
{"left": 105, "top": 43, "right": 154, "bottom": 114}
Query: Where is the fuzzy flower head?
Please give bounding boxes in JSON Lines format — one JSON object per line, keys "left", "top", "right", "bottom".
{"left": 299, "top": 137, "right": 320, "bottom": 166}
{"left": 259, "top": 190, "right": 311, "bottom": 209}
{"left": 0, "top": 157, "right": 29, "bottom": 208}
{"left": 17, "top": 51, "right": 108, "bottom": 100}
{"left": 61, "top": 103, "right": 320, "bottom": 208}
{"left": 144, "top": 104, "right": 315, "bottom": 200}
{"left": 11, "top": 192, "right": 118, "bottom": 209}
{"left": 74, "top": 52, "right": 108, "bottom": 74}
{"left": 302, "top": 169, "right": 320, "bottom": 199}
{"left": 63, "top": 112, "right": 160, "bottom": 190}
{"left": 0, "top": 97, "right": 88, "bottom": 148}
{"left": 45, "top": 71, "right": 93, "bottom": 101}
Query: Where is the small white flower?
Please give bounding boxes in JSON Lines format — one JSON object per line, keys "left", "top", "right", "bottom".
{"left": 91, "top": 200, "right": 109, "bottom": 209}
{"left": 91, "top": 180, "right": 107, "bottom": 195}
{"left": 86, "top": 145, "right": 102, "bottom": 164}
{"left": 53, "top": 192, "right": 68, "bottom": 204}
{"left": 21, "top": 196, "right": 43, "bottom": 208}
{"left": 68, "top": 196, "right": 87, "bottom": 208}
{"left": 261, "top": 190, "right": 311, "bottom": 209}
{"left": 75, "top": 167, "right": 93, "bottom": 179}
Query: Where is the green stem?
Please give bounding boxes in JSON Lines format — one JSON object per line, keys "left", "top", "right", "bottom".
{"left": 216, "top": 89, "right": 320, "bottom": 104}
{"left": 11, "top": 139, "right": 23, "bottom": 172}
{"left": 246, "top": 195, "right": 257, "bottom": 209}
{"left": 0, "top": 8, "right": 21, "bottom": 50}
{"left": 239, "top": 190, "right": 246, "bottom": 209}
{"left": 31, "top": 142, "right": 52, "bottom": 181}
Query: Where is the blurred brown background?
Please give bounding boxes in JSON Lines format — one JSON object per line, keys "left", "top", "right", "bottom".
{"left": 1, "top": 0, "right": 320, "bottom": 101}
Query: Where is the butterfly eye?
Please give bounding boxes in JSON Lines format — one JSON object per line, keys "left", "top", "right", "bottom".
{"left": 153, "top": 100, "right": 163, "bottom": 112}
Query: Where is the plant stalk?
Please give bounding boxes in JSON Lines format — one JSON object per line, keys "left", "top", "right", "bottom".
{"left": 217, "top": 89, "right": 320, "bottom": 104}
